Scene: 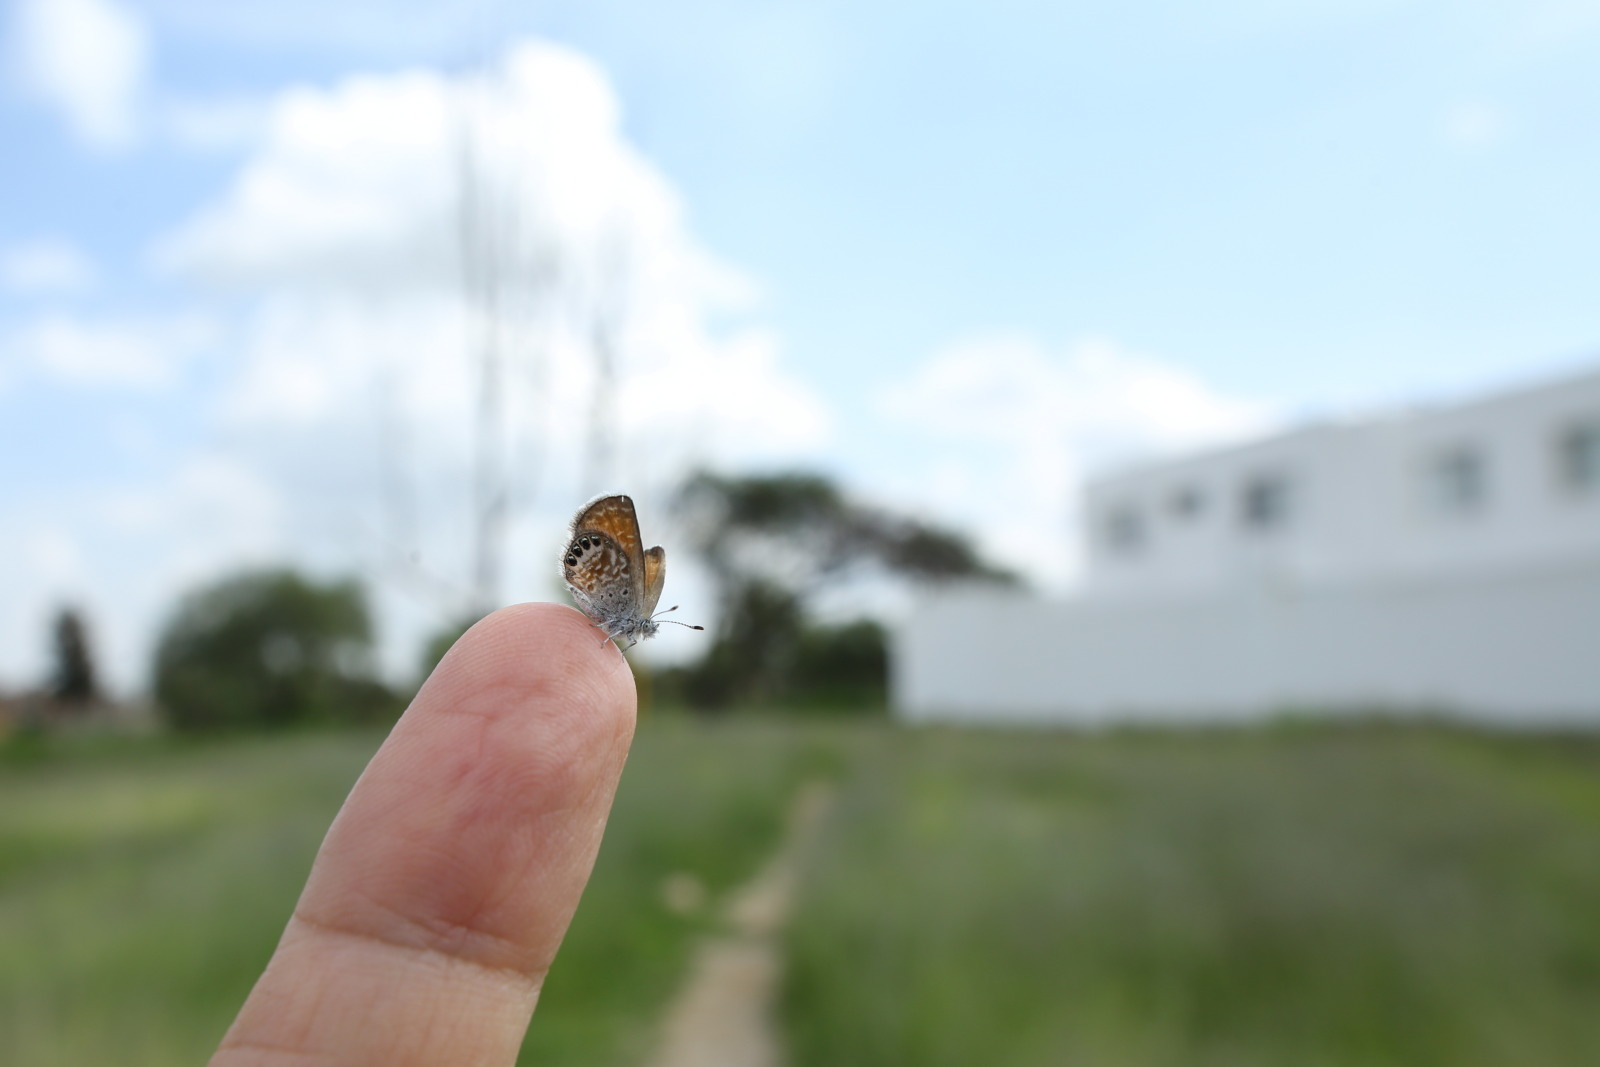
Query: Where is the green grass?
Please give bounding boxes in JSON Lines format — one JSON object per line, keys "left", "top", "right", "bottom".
{"left": 8, "top": 719, "right": 1600, "bottom": 1067}
{"left": 783, "top": 724, "right": 1600, "bottom": 1066}
{"left": 0, "top": 730, "right": 384, "bottom": 1065}
{"left": 0, "top": 717, "right": 837, "bottom": 1067}
{"left": 518, "top": 715, "right": 843, "bottom": 1064}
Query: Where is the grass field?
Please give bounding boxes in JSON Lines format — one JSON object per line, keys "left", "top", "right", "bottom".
{"left": 784, "top": 723, "right": 1600, "bottom": 1066}
{"left": 4, "top": 719, "right": 1599, "bottom": 1066}
{"left": 0, "top": 718, "right": 836, "bottom": 1067}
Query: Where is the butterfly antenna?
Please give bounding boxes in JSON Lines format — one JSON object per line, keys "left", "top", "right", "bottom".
{"left": 651, "top": 605, "right": 704, "bottom": 631}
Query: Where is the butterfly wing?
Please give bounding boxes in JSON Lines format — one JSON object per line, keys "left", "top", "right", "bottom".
{"left": 562, "top": 495, "right": 648, "bottom": 625}
{"left": 572, "top": 496, "right": 645, "bottom": 565}
{"left": 642, "top": 546, "right": 666, "bottom": 617}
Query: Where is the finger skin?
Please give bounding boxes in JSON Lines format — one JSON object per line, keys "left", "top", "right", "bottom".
{"left": 211, "top": 602, "right": 636, "bottom": 1067}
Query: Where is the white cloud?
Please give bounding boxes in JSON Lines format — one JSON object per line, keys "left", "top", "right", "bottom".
{"left": 621, "top": 328, "right": 831, "bottom": 466}
{"left": 158, "top": 94, "right": 272, "bottom": 152}
{"left": 1444, "top": 102, "right": 1509, "bottom": 148}
{"left": 0, "top": 238, "right": 98, "bottom": 294}
{"left": 0, "top": 455, "right": 288, "bottom": 693}
{"left": 5, "top": 312, "right": 217, "bottom": 390}
{"left": 154, "top": 39, "right": 824, "bottom": 473}
{"left": 9, "top": 0, "right": 149, "bottom": 150}
{"left": 887, "top": 334, "right": 1273, "bottom": 455}
{"left": 99, "top": 455, "right": 286, "bottom": 557}
{"left": 879, "top": 334, "right": 1277, "bottom": 587}
{"left": 155, "top": 43, "right": 740, "bottom": 300}
{"left": 122, "top": 39, "right": 827, "bottom": 677}
{"left": 154, "top": 70, "right": 456, "bottom": 288}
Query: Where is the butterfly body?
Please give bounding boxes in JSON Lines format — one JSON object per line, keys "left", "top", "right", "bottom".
{"left": 561, "top": 494, "right": 697, "bottom": 648}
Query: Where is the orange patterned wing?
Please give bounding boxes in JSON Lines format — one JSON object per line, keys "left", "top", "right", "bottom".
{"left": 641, "top": 546, "right": 666, "bottom": 618}
{"left": 571, "top": 495, "right": 646, "bottom": 603}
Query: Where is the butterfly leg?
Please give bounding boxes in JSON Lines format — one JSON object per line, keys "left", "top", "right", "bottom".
{"left": 590, "top": 624, "right": 633, "bottom": 652}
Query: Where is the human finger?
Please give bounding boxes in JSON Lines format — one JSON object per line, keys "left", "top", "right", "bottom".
{"left": 211, "top": 601, "right": 636, "bottom": 1067}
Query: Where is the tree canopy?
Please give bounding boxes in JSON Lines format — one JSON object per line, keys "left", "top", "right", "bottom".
{"left": 49, "top": 607, "right": 99, "bottom": 705}
{"left": 667, "top": 471, "right": 1017, "bottom": 710}
{"left": 152, "top": 569, "right": 395, "bottom": 731}
{"left": 674, "top": 470, "right": 1016, "bottom": 601}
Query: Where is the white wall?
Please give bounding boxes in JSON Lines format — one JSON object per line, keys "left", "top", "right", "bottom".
{"left": 894, "top": 556, "right": 1600, "bottom": 726}
{"left": 1084, "top": 366, "right": 1600, "bottom": 596}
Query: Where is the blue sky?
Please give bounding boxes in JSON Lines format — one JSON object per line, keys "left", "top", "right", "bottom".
{"left": 4, "top": 0, "right": 1599, "bottom": 691}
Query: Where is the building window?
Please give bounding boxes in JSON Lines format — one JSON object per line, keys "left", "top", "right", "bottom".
{"left": 1422, "top": 446, "right": 1487, "bottom": 515}
{"left": 1103, "top": 504, "right": 1146, "bottom": 554}
{"left": 1168, "top": 485, "right": 1204, "bottom": 520}
{"left": 1557, "top": 420, "right": 1600, "bottom": 493}
{"left": 1239, "top": 474, "right": 1291, "bottom": 531}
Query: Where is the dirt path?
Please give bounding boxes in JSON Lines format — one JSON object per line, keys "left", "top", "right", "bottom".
{"left": 643, "top": 781, "right": 834, "bottom": 1067}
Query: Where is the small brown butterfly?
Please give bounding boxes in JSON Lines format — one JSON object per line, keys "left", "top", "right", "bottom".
{"left": 561, "top": 494, "right": 703, "bottom": 648}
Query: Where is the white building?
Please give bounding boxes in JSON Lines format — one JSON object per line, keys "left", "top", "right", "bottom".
{"left": 895, "top": 365, "right": 1600, "bottom": 725}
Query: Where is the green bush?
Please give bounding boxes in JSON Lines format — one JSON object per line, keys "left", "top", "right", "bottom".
{"left": 152, "top": 569, "right": 398, "bottom": 731}
{"left": 657, "top": 610, "right": 886, "bottom": 714}
{"left": 787, "top": 620, "right": 888, "bottom": 711}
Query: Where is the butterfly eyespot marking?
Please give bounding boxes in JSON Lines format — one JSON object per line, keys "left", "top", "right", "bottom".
{"left": 561, "top": 493, "right": 703, "bottom": 649}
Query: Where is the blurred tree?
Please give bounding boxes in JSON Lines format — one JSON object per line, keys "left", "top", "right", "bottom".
{"left": 679, "top": 581, "right": 805, "bottom": 708}
{"left": 676, "top": 471, "right": 1016, "bottom": 595}
{"left": 790, "top": 619, "right": 890, "bottom": 709}
{"left": 672, "top": 471, "right": 1017, "bottom": 709}
{"left": 153, "top": 569, "right": 396, "bottom": 732}
{"left": 49, "top": 607, "right": 98, "bottom": 706}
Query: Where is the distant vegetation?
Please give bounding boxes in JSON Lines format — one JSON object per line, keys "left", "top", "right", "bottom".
{"left": 151, "top": 569, "right": 400, "bottom": 731}
{"left": 3, "top": 470, "right": 1012, "bottom": 732}
{"left": 0, "top": 607, "right": 114, "bottom": 734}
{"left": 660, "top": 471, "right": 1016, "bottom": 712}
{"left": 48, "top": 608, "right": 99, "bottom": 705}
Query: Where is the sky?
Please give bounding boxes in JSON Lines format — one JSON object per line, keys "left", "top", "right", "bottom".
{"left": 4, "top": 0, "right": 1599, "bottom": 693}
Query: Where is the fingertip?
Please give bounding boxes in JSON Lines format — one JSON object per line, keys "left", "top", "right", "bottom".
{"left": 406, "top": 602, "right": 639, "bottom": 833}
{"left": 422, "top": 601, "right": 637, "bottom": 736}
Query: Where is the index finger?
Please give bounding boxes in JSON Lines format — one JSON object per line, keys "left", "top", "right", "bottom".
{"left": 211, "top": 602, "right": 636, "bottom": 1067}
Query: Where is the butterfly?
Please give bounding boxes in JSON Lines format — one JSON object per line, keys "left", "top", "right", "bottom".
{"left": 561, "top": 494, "right": 704, "bottom": 649}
